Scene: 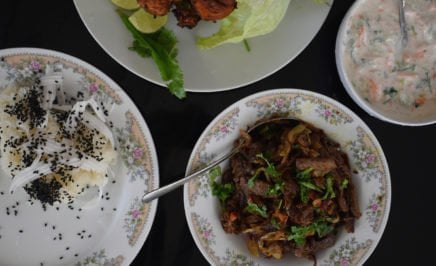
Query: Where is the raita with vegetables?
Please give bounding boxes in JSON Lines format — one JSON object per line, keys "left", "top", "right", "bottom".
{"left": 342, "top": 0, "right": 435, "bottom": 111}
{"left": 209, "top": 119, "right": 360, "bottom": 262}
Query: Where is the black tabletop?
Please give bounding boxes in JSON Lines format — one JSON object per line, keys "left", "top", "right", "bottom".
{"left": 1, "top": 0, "right": 435, "bottom": 265}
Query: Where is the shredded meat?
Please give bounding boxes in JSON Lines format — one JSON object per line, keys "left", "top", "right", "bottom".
{"left": 296, "top": 157, "right": 337, "bottom": 177}
{"left": 216, "top": 119, "right": 360, "bottom": 261}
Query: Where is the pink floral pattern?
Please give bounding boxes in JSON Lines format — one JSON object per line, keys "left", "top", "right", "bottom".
{"left": 115, "top": 115, "right": 148, "bottom": 183}
{"left": 246, "top": 94, "right": 303, "bottom": 117}
{"left": 123, "top": 197, "right": 147, "bottom": 243}
{"left": 366, "top": 193, "right": 385, "bottom": 232}
{"left": 210, "top": 108, "right": 239, "bottom": 142}
{"left": 75, "top": 249, "right": 124, "bottom": 266}
{"left": 346, "top": 127, "right": 384, "bottom": 182}
{"left": 192, "top": 213, "right": 216, "bottom": 246}
{"left": 323, "top": 238, "right": 372, "bottom": 266}
{"left": 315, "top": 101, "right": 353, "bottom": 125}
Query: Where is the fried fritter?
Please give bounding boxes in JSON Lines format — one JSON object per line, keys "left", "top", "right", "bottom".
{"left": 138, "top": 0, "right": 173, "bottom": 16}
{"left": 191, "top": 0, "right": 237, "bottom": 21}
{"left": 173, "top": 2, "right": 201, "bottom": 28}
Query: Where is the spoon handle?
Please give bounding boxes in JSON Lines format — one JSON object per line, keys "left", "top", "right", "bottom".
{"left": 142, "top": 148, "right": 239, "bottom": 203}
{"left": 399, "top": 0, "right": 408, "bottom": 47}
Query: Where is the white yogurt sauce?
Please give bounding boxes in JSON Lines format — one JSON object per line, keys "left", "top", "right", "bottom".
{"left": 343, "top": 0, "right": 436, "bottom": 112}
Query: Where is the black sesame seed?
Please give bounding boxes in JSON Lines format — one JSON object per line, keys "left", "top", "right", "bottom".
{"left": 19, "top": 230, "right": 23, "bottom": 233}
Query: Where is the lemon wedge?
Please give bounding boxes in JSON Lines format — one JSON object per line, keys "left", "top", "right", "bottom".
{"left": 128, "top": 9, "right": 168, "bottom": 33}
{"left": 111, "top": 0, "right": 139, "bottom": 10}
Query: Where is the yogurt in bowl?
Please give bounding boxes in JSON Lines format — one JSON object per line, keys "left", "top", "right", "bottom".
{"left": 336, "top": 0, "right": 436, "bottom": 126}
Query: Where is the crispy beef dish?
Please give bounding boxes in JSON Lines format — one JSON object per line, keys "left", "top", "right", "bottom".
{"left": 211, "top": 119, "right": 361, "bottom": 262}
{"left": 138, "top": 0, "right": 237, "bottom": 28}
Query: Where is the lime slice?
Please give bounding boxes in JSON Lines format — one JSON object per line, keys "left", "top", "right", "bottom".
{"left": 111, "top": 0, "right": 139, "bottom": 10}
{"left": 128, "top": 9, "right": 168, "bottom": 34}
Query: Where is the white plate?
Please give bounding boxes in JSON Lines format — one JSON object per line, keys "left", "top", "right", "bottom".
{"left": 184, "top": 89, "right": 391, "bottom": 265}
{"left": 73, "top": 0, "right": 333, "bottom": 92}
{"left": 0, "top": 48, "right": 159, "bottom": 266}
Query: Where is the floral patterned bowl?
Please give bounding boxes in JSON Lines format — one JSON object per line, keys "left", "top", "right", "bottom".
{"left": 184, "top": 89, "right": 391, "bottom": 266}
{"left": 0, "top": 48, "right": 159, "bottom": 265}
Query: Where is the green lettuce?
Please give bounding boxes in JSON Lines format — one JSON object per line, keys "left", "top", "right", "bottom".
{"left": 196, "top": 0, "right": 292, "bottom": 49}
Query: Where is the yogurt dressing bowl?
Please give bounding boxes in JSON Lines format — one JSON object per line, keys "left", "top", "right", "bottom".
{"left": 336, "top": 0, "right": 436, "bottom": 126}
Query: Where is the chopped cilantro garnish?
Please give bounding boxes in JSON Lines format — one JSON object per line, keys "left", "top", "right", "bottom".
{"left": 267, "top": 181, "right": 284, "bottom": 196}
{"left": 322, "top": 175, "right": 336, "bottom": 200}
{"left": 271, "top": 217, "right": 280, "bottom": 229}
{"left": 248, "top": 168, "right": 263, "bottom": 188}
{"left": 340, "top": 179, "right": 349, "bottom": 190}
{"left": 287, "top": 221, "right": 334, "bottom": 246}
{"left": 296, "top": 168, "right": 313, "bottom": 180}
{"left": 300, "top": 185, "right": 309, "bottom": 204}
{"left": 209, "top": 166, "right": 234, "bottom": 204}
{"left": 256, "top": 153, "right": 281, "bottom": 179}
{"left": 299, "top": 181, "right": 322, "bottom": 192}
{"left": 245, "top": 203, "right": 268, "bottom": 218}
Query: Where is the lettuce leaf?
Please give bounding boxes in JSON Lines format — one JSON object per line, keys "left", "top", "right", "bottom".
{"left": 196, "top": 0, "right": 292, "bottom": 49}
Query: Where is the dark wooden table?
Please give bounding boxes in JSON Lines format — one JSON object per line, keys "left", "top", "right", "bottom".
{"left": 1, "top": 0, "right": 434, "bottom": 265}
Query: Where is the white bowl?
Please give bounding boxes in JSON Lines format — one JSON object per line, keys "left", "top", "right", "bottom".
{"left": 184, "top": 89, "right": 391, "bottom": 265}
{"left": 335, "top": 0, "right": 436, "bottom": 126}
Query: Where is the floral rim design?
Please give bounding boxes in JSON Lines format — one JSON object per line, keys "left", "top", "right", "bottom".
{"left": 75, "top": 249, "right": 124, "bottom": 266}
{"left": 0, "top": 48, "right": 159, "bottom": 266}
{"left": 188, "top": 108, "right": 240, "bottom": 206}
{"left": 185, "top": 89, "right": 391, "bottom": 266}
{"left": 191, "top": 213, "right": 257, "bottom": 266}
{"left": 0, "top": 53, "right": 122, "bottom": 105}
{"left": 321, "top": 238, "right": 372, "bottom": 266}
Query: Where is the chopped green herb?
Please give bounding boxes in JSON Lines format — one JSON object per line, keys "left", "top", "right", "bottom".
{"left": 340, "top": 179, "right": 349, "bottom": 190}
{"left": 314, "top": 222, "right": 334, "bottom": 238}
{"left": 322, "top": 175, "right": 336, "bottom": 200}
{"left": 256, "top": 153, "right": 281, "bottom": 179}
{"left": 271, "top": 217, "right": 280, "bottom": 230}
{"left": 287, "top": 221, "right": 334, "bottom": 246}
{"left": 118, "top": 10, "right": 185, "bottom": 99}
{"left": 299, "top": 181, "right": 322, "bottom": 192}
{"left": 287, "top": 225, "right": 313, "bottom": 246}
{"left": 209, "top": 166, "right": 221, "bottom": 181}
{"left": 267, "top": 181, "right": 284, "bottom": 196}
{"left": 248, "top": 168, "right": 263, "bottom": 188}
{"left": 296, "top": 168, "right": 313, "bottom": 180}
{"left": 209, "top": 167, "right": 234, "bottom": 204}
{"left": 245, "top": 203, "right": 268, "bottom": 218}
{"left": 300, "top": 185, "right": 309, "bottom": 204}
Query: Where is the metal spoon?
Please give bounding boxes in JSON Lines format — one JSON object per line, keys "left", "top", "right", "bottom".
{"left": 142, "top": 117, "right": 297, "bottom": 203}
{"left": 399, "top": 0, "right": 408, "bottom": 47}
